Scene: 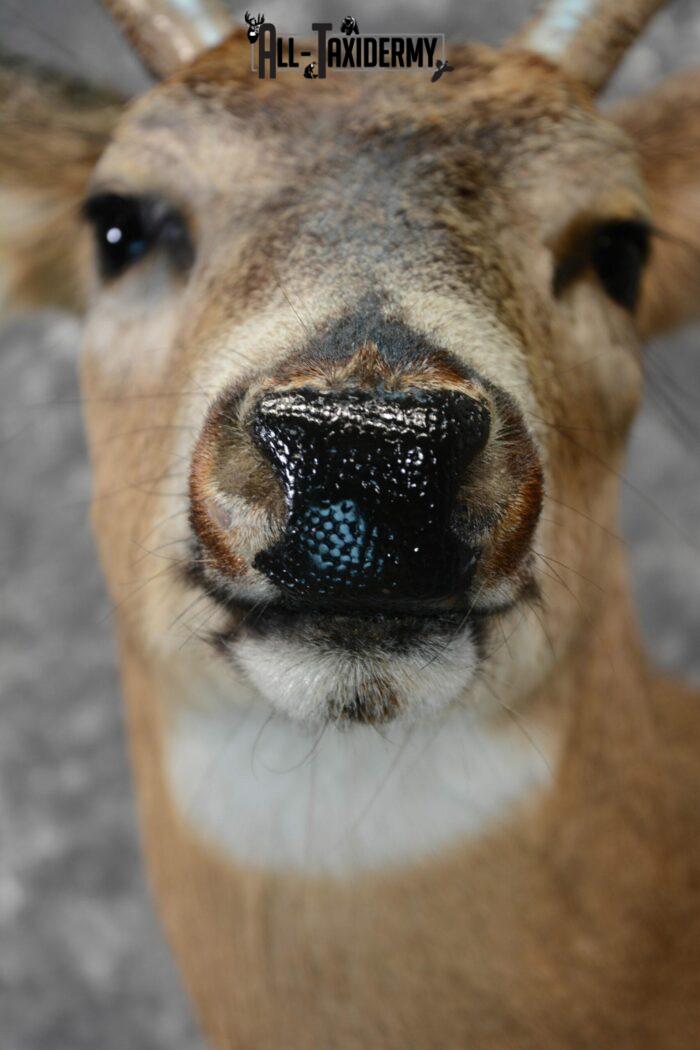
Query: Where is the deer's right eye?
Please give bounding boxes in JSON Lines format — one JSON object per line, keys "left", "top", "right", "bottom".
{"left": 83, "top": 193, "right": 192, "bottom": 280}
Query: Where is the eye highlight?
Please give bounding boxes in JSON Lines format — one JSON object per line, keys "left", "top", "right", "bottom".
{"left": 553, "top": 218, "right": 651, "bottom": 311}
{"left": 83, "top": 193, "right": 194, "bottom": 280}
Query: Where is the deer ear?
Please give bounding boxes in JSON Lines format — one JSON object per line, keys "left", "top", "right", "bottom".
{"left": 0, "top": 59, "right": 121, "bottom": 314}
{"left": 611, "top": 68, "right": 700, "bottom": 339}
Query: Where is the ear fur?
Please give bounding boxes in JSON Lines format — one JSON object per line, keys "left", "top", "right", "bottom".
{"left": 612, "top": 68, "right": 700, "bottom": 339}
{"left": 0, "top": 55, "right": 122, "bottom": 313}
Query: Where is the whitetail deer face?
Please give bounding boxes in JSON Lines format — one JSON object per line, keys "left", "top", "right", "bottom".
{"left": 82, "top": 38, "right": 650, "bottom": 726}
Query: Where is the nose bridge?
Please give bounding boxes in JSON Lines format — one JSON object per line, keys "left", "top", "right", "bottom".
{"left": 250, "top": 384, "right": 490, "bottom": 608}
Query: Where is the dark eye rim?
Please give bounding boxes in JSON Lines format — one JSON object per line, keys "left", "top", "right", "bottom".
{"left": 553, "top": 217, "right": 652, "bottom": 311}
{"left": 82, "top": 191, "right": 195, "bottom": 280}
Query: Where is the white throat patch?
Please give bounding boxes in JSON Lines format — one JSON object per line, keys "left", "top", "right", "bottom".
{"left": 165, "top": 691, "right": 556, "bottom": 875}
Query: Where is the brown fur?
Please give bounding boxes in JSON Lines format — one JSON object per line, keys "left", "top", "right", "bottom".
{"left": 2, "top": 17, "right": 700, "bottom": 1048}
{"left": 189, "top": 418, "right": 250, "bottom": 581}
{"left": 0, "top": 57, "right": 120, "bottom": 309}
{"left": 613, "top": 69, "right": 700, "bottom": 336}
{"left": 123, "top": 587, "right": 700, "bottom": 1048}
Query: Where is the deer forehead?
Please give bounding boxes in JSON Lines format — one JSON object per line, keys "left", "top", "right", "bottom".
{"left": 84, "top": 39, "right": 648, "bottom": 412}
{"left": 96, "top": 41, "right": 646, "bottom": 233}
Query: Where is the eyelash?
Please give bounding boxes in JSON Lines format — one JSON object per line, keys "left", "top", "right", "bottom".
{"left": 553, "top": 219, "right": 651, "bottom": 311}
{"left": 82, "top": 193, "right": 194, "bottom": 280}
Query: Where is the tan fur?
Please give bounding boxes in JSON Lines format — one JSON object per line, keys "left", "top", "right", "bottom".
{"left": 122, "top": 590, "right": 700, "bottom": 1049}
{"left": 2, "top": 19, "right": 700, "bottom": 1048}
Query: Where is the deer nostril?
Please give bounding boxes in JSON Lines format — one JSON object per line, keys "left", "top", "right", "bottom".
{"left": 249, "top": 386, "right": 490, "bottom": 609}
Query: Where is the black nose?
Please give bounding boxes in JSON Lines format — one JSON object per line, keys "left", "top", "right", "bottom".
{"left": 250, "top": 387, "right": 490, "bottom": 609}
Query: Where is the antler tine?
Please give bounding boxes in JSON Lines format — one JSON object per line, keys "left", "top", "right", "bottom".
{"left": 101, "top": 0, "right": 234, "bottom": 80}
{"left": 509, "top": 0, "right": 665, "bottom": 93}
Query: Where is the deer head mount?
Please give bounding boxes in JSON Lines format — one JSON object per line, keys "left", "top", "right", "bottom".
{"left": 2, "top": 0, "right": 700, "bottom": 1043}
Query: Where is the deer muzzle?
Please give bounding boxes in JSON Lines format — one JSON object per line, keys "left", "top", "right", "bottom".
{"left": 188, "top": 338, "right": 543, "bottom": 641}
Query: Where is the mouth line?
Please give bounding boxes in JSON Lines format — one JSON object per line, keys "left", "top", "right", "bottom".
{"left": 226, "top": 597, "right": 482, "bottom": 632}
{"left": 183, "top": 548, "right": 540, "bottom": 655}
{"left": 185, "top": 562, "right": 526, "bottom": 656}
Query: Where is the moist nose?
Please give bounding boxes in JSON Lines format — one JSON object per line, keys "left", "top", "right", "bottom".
{"left": 250, "top": 386, "right": 490, "bottom": 609}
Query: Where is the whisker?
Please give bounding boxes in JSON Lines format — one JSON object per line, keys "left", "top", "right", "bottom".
{"left": 96, "top": 562, "right": 176, "bottom": 626}
{"left": 532, "top": 413, "right": 700, "bottom": 554}
{"left": 535, "top": 551, "right": 605, "bottom": 594}
{"left": 475, "top": 670, "right": 553, "bottom": 775}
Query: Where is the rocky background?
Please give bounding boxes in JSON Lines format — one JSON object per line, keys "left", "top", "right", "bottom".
{"left": 1, "top": 1, "right": 699, "bottom": 1046}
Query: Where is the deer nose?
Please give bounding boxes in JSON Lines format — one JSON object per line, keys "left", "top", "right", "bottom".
{"left": 250, "top": 387, "right": 490, "bottom": 609}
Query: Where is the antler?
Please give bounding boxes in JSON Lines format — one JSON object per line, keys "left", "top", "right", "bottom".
{"left": 101, "top": 0, "right": 233, "bottom": 80}
{"left": 510, "top": 0, "right": 665, "bottom": 93}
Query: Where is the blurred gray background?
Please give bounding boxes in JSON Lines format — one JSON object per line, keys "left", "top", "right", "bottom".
{"left": 1, "top": 1, "right": 699, "bottom": 1047}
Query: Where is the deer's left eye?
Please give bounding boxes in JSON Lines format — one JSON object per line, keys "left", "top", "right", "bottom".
{"left": 553, "top": 217, "right": 651, "bottom": 312}
{"left": 591, "top": 220, "right": 650, "bottom": 311}
{"left": 83, "top": 193, "right": 193, "bottom": 280}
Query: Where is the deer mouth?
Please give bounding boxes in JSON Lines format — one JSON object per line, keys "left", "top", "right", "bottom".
{"left": 199, "top": 587, "right": 494, "bottom": 649}
{"left": 182, "top": 558, "right": 531, "bottom": 726}
{"left": 227, "top": 608, "right": 484, "bottom": 726}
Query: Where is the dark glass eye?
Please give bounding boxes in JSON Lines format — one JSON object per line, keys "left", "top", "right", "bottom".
{"left": 83, "top": 193, "right": 193, "bottom": 280}
{"left": 590, "top": 220, "right": 650, "bottom": 311}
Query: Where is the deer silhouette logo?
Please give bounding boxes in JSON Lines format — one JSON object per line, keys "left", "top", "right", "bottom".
{"left": 244, "top": 11, "right": 265, "bottom": 44}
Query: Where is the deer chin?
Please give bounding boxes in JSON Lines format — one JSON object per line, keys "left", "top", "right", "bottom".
{"left": 183, "top": 553, "right": 536, "bottom": 726}
{"left": 214, "top": 605, "right": 487, "bottom": 726}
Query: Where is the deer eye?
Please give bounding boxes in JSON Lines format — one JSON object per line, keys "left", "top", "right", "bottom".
{"left": 83, "top": 193, "right": 193, "bottom": 280}
{"left": 590, "top": 220, "right": 650, "bottom": 311}
{"left": 553, "top": 218, "right": 651, "bottom": 312}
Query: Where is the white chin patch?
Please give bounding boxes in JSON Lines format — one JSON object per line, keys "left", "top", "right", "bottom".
{"left": 165, "top": 693, "right": 556, "bottom": 875}
{"left": 229, "top": 624, "right": 479, "bottom": 725}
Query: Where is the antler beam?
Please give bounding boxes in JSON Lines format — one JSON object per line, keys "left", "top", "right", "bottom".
{"left": 511, "top": 0, "right": 665, "bottom": 93}
{"left": 101, "top": 0, "right": 233, "bottom": 80}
